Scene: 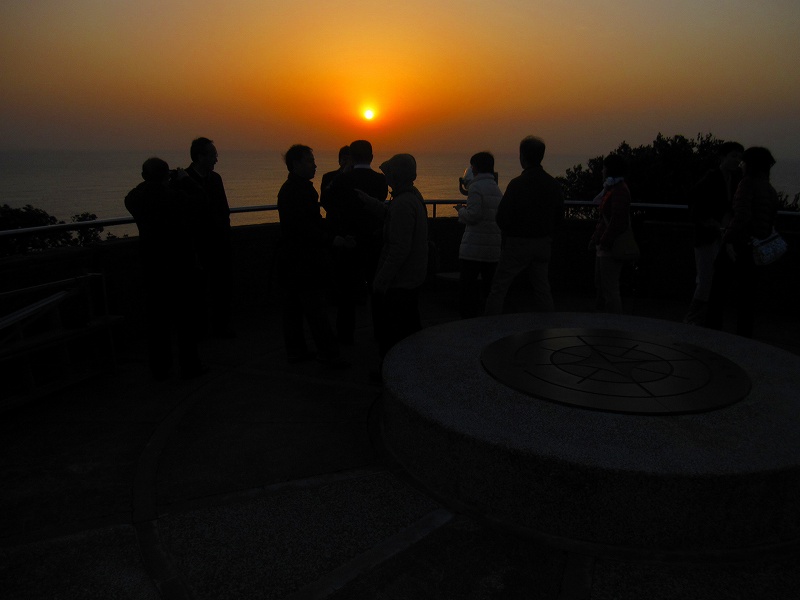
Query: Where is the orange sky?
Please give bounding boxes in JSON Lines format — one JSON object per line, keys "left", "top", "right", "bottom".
{"left": 2, "top": 0, "right": 800, "bottom": 158}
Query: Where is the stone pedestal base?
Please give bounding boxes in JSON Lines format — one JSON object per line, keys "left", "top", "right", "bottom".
{"left": 382, "top": 313, "right": 800, "bottom": 556}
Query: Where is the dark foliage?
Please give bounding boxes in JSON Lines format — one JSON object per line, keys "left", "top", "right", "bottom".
{"left": 557, "top": 133, "right": 755, "bottom": 205}
{"left": 0, "top": 204, "right": 105, "bottom": 257}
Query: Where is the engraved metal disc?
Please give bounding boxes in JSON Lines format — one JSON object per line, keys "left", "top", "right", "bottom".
{"left": 480, "top": 328, "right": 751, "bottom": 414}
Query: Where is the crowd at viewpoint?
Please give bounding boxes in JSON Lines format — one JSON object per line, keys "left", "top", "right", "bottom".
{"left": 125, "top": 135, "right": 783, "bottom": 381}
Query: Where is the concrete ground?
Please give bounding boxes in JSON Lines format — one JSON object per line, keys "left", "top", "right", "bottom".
{"left": 2, "top": 281, "right": 799, "bottom": 600}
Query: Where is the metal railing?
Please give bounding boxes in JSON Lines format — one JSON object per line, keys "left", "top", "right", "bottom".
{"left": 0, "top": 204, "right": 280, "bottom": 239}
{"left": 1, "top": 201, "right": 797, "bottom": 240}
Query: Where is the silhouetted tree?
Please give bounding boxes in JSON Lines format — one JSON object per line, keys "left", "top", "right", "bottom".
{"left": 0, "top": 205, "right": 106, "bottom": 257}
{"left": 71, "top": 212, "right": 105, "bottom": 246}
{"left": 558, "top": 133, "right": 731, "bottom": 204}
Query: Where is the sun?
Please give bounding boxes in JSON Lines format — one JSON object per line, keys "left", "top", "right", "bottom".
{"left": 363, "top": 109, "right": 375, "bottom": 120}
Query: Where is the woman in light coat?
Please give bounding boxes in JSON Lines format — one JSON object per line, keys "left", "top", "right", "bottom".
{"left": 455, "top": 152, "right": 502, "bottom": 318}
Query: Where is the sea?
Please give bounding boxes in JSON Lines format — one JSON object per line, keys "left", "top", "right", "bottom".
{"left": 2, "top": 149, "right": 799, "bottom": 238}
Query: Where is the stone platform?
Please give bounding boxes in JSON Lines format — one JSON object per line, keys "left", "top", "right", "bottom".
{"left": 381, "top": 313, "right": 800, "bottom": 558}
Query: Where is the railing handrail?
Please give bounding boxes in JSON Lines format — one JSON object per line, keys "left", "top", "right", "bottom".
{"left": 1, "top": 200, "right": 797, "bottom": 239}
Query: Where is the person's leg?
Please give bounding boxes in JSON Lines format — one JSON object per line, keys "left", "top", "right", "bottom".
{"left": 526, "top": 260, "right": 554, "bottom": 312}
{"left": 596, "top": 255, "right": 624, "bottom": 314}
{"left": 478, "top": 261, "right": 498, "bottom": 314}
{"left": 209, "top": 241, "right": 234, "bottom": 336}
{"left": 373, "top": 290, "right": 389, "bottom": 357}
{"left": 333, "top": 249, "right": 358, "bottom": 344}
{"left": 173, "top": 270, "right": 204, "bottom": 377}
{"left": 397, "top": 287, "right": 421, "bottom": 342}
{"left": 705, "top": 250, "right": 733, "bottom": 331}
{"left": 484, "top": 238, "right": 530, "bottom": 316}
{"left": 362, "top": 241, "right": 382, "bottom": 339}
{"left": 145, "top": 293, "right": 173, "bottom": 378}
{"left": 282, "top": 287, "right": 309, "bottom": 360}
{"left": 694, "top": 240, "right": 721, "bottom": 302}
{"left": 685, "top": 240, "right": 721, "bottom": 325}
{"left": 377, "top": 287, "right": 421, "bottom": 358}
{"left": 734, "top": 248, "right": 759, "bottom": 338}
{"left": 459, "top": 259, "right": 482, "bottom": 318}
{"left": 524, "top": 237, "right": 554, "bottom": 312}
{"left": 299, "top": 288, "right": 340, "bottom": 359}
{"left": 594, "top": 254, "right": 605, "bottom": 311}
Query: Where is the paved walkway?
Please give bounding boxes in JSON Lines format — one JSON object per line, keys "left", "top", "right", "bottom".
{"left": 2, "top": 284, "right": 799, "bottom": 599}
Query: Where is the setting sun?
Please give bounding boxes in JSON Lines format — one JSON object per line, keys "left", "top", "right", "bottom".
{"left": 363, "top": 109, "right": 375, "bottom": 120}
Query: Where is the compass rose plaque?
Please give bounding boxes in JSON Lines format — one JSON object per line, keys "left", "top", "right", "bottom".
{"left": 481, "top": 328, "right": 751, "bottom": 414}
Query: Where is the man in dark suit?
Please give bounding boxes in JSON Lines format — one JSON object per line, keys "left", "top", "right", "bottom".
{"left": 320, "top": 145, "right": 352, "bottom": 210}
{"left": 276, "top": 144, "right": 348, "bottom": 368}
{"left": 322, "top": 140, "right": 388, "bottom": 343}
{"left": 184, "top": 137, "right": 235, "bottom": 339}
{"left": 125, "top": 157, "right": 207, "bottom": 380}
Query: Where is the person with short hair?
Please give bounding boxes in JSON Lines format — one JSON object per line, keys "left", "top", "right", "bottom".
{"left": 124, "top": 157, "right": 206, "bottom": 380}
{"left": 455, "top": 151, "right": 502, "bottom": 318}
{"left": 322, "top": 140, "right": 389, "bottom": 343}
{"left": 320, "top": 145, "right": 352, "bottom": 208}
{"left": 183, "top": 137, "right": 235, "bottom": 338}
{"left": 484, "top": 136, "right": 564, "bottom": 315}
{"left": 684, "top": 141, "right": 744, "bottom": 325}
{"left": 343, "top": 140, "right": 390, "bottom": 288}
{"left": 276, "top": 144, "right": 348, "bottom": 368}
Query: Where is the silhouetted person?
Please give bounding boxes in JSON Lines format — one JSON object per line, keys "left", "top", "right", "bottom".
{"left": 364, "top": 153, "right": 428, "bottom": 360}
{"left": 484, "top": 136, "right": 564, "bottom": 315}
{"left": 347, "top": 140, "right": 390, "bottom": 283}
{"left": 124, "top": 158, "right": 207, "bottom": 380}
{"left": 455, "top": 151, "right": 502, "bottom": 318}
{"left": 705, "top": 146, "right": 780, "bottom": 337}
{"left": 589, "top": 154, "right": 632, "bottom": 314}
{"left": 319, "top": 145, "right": 357, "bottom": 343}
{"left": 276, "top": 144, "right": 348, "bottom": 368}
{"left": 319, "top": 145, "right": 352, "bottom": 208}
{"left": 184, "top": 137, "right": 235, "bottom": 339}
{"left": 322, "top": 140, "right": 389, "bottom": 343}
{"left": 684, "top": 141, "right": 743, "bottom": 325}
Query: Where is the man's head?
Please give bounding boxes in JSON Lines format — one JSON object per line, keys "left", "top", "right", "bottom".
{"left": 519, "top": 136, "right": 546, "bottom": 169}
{"left": 470, "top": 151, "right": 494, "bottom": 175}
{"left": 602, "top": 153, "right": 628, "bottom": 179}
{"left": 284, "top": 144, "right": 316, "bottom": 179}
{"left": 337, "top": 145, "right": 352, "bottom": 170}
{"left": 190, "top": 137, "right": 218, "bottom": 174}
{"left": 741, "top": 146, "right": 776, "bottom": 178}
{"left": 141, "top": 157, "right": 170, "bottom": 183}
{"left": 718, "top": 141, "right": 744, "bottom": 173}
{"left": 349, "top": 140, "right": 374, "bottom": 165}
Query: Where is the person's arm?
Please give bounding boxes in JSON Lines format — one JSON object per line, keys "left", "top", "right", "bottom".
{"left": 356, "top": 189, "right": 388, "bottom": 220}
{"left": 723, "top": 179, "right": 753, "bottom": 244}
{"left": 494, "top": 180, "right": 517, "bottom": 232}
{"left": 458, "top": 185, "right": 484, "bottom": 226}
{"left": 552, "top": 184, "right": 565, "bottom": 230}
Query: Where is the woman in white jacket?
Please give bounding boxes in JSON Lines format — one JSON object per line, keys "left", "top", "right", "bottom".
{"left": 455, "top": 152, "right": 503, "bottom": 317}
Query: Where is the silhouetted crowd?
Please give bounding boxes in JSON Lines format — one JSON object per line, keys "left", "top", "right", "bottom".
{"left": 125, "top": 136, "right": 784, "bottom": 382}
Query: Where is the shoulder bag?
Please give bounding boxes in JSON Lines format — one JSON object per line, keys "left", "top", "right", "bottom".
{"left": 751, "top": 228, "right": 788, "bottom": 265}
{"left": 603, "top": 214, "right": 640, "bottom": 262}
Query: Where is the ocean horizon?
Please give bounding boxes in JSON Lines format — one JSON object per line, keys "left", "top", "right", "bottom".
{"left": 2, "top": 149, "right": 799, "bottom": 238}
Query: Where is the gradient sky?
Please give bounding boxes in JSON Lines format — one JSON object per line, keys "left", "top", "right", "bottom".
{"left": 2, "top": 0, "right": 800, "bottom": 158}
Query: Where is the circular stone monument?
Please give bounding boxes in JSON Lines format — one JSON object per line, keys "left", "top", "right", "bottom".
{"left": 381, "top": 313, "right": 800, "bottom": 557}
